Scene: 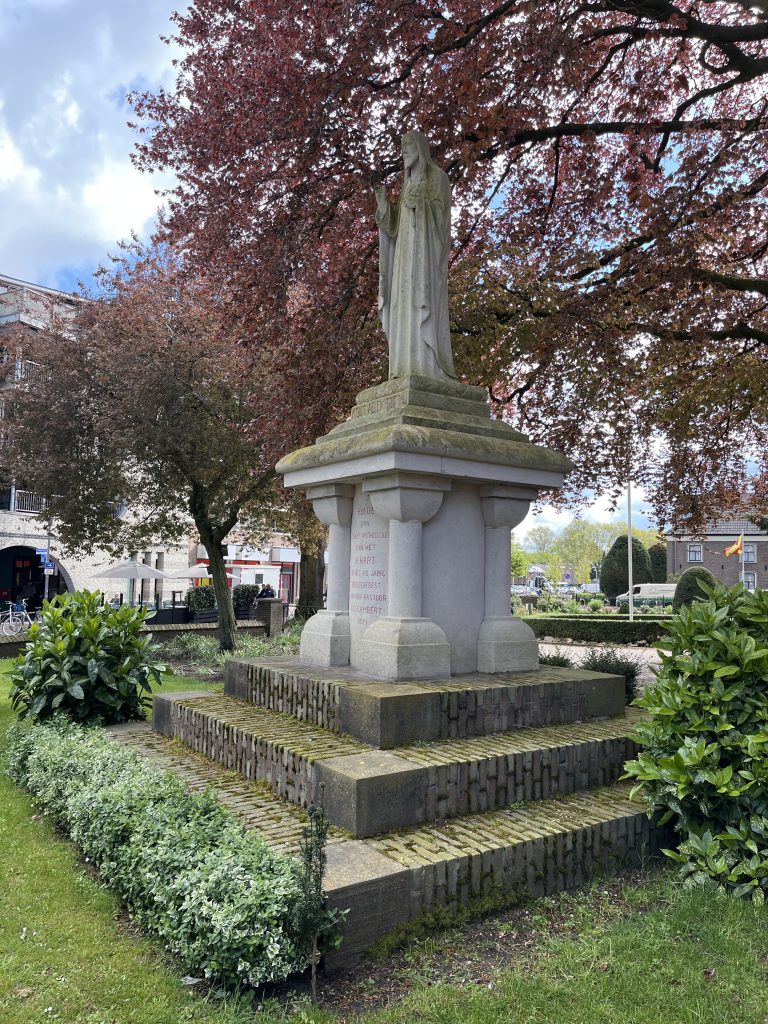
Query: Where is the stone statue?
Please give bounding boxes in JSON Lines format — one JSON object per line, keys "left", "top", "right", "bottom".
{"left": 374, "top": 131, "right": 456, "bottom": 380}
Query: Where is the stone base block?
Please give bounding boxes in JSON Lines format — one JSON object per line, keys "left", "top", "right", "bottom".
{"left": 224, "top": 657, "right": 628, "bottom": 743}
{"left": 316, "top": 751, "right": 427, "bottom": 837}
{"left": 354, "top": 616, "right": 451, "bottom": 681}
{"left": 477, "top": 616, "right": 538, "bottom": 673}
{"left": 299, "top": 610, "right": 351, "bottom": 667}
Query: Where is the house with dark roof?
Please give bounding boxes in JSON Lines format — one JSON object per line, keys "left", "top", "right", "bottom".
{"left": 666, "top": 517, "right": 767, "bottom": 591}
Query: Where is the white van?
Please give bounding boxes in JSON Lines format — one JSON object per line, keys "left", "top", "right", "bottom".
{"left": 615, "top": 583, "right": 676, "bottom": 606}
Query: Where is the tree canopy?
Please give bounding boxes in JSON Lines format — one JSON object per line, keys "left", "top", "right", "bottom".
{"left": 130, "top": 0, "right": 768, "bottom": 529}
{"left": 600, "top": 535, "right": 654, "bottom": 600}
{"left": 7, "top": 246, "right": 279, "bottom": 650}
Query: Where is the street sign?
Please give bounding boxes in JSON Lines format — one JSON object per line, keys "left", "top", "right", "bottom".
{"left": 44, "top": 561, "right": 54, "bottom": 570}
{"left": 564, "top": 572, "right": 572, "bottom": 581}
{"left": 44, "top": 567, "right": 55, "bottom": 576}
{"left": 35, "top": 547, "right": 48, "bottom": 557}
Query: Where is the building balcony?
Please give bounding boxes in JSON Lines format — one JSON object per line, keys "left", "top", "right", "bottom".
{"left": 0, "top": 487, "right": 47, "bottom": 514}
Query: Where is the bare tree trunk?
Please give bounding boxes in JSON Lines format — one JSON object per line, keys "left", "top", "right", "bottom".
{"left": 298, "top": 532, "right": 326, "bottom": 617}
{"left": 199, "top": 532, "right": 237, "bottom": 651}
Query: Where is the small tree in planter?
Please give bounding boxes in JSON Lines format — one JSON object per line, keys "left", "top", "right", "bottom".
{"left": 9, "top": 591, "right": 165, "bottom": 724}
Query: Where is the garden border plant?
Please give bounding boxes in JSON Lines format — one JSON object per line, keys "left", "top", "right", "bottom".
{"left": 9, "top": 590, "right": 165, "bottom": 724}
{"left": 528, "top": 616, "right": 665, "bottom": 644}
{"left": 2, "top": 718, "right": 344, "bottom": 988}
{"left": 625, "top": 582, "right": 768, "bottom": 902}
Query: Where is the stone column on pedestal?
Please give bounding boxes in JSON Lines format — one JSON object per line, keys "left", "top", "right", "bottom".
{"left": 355, "top": 472, "right": 451, "bottom": 680}
{"left": 299, "top": 483, "right": 355, "bottom": 666}
{"left": 477, "top": 486, "right": 540, "bottom": 673}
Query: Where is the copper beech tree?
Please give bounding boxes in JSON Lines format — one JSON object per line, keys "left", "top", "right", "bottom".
{"left": 131, "top": 0, "right": 768, "bottom": 529}
{"left": 8, "top": 248, "right": 279, "bottom": 651}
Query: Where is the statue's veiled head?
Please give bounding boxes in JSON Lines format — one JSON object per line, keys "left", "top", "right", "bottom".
{"left": 401, "top": 130, "right": 432, "bottom": 179}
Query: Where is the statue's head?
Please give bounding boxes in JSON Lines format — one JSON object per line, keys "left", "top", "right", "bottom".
{"left": 401, "top": 131, "right": 431, "bottom": 176}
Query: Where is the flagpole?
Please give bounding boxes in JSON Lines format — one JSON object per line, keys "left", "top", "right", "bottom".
{"left": 627, "top": 480, "right": 634, "bottom": 622}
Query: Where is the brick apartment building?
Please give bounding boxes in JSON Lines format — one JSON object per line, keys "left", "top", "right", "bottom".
{"left": 666, "top": 517, "right": 768, "bottom": 591}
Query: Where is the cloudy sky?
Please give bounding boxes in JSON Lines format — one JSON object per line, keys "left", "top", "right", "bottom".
{"left": 0, "top": 0, "right": 179, "bottom": 292}
{"left": 0, "top": 0, "right": 654, "bottom": 539}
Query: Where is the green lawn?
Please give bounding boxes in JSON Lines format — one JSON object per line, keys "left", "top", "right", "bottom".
{"left": 2, "top": 660, "right": 768, "bottom": 1023}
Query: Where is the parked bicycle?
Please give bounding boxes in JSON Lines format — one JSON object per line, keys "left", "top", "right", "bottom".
{"left": 1, "top": 598, "right": 40, "bottom": 636}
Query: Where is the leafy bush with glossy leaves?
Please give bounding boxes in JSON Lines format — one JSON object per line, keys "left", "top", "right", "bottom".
{"left": 2, "top": 719, "right": 343, "bottom": 988}
{"left": 9, "top": 591, "right": 164, "bottom": 724}
{"left": 625, "top": 583, "right": 768, "bottom": 902}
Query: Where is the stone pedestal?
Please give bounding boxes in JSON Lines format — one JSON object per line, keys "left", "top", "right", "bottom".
{"left": 276, "top": 375, "right": 571, "bottom": 680}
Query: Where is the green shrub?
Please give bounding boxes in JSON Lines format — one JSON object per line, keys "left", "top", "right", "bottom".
{"left": 162, "top": 621, "right": 303, "bottom": 667}
{"left": 232, "top": 583, "right": 260, "bottom": 611}
{"left": 528, "top": 616, "right": 665, "bottom": 644}
{"left": 186, "top": 586, "right": 216, "bottom": 613}
{"left": 580, "top": 646, "right": 643, "bottom": 703}
{"left": 649, "top": 542, "right": 668, "bottom": 583}
{"left": 600, "top": 536, "right": 653, "bottom": 602}
{"left": 8, "top": 591, "right": 164, "bottom": 724}
{"left": 673, "top": 566, "right": 717, "bottom": 611}
{"left": 618, "top": 601, "right": 630, "bottom": 614}
{"left": 539, "top": 651, "right": 574, "bottom": 668}
{"left": 2, "top": 720, "right": 342, "bottom": 987}
{"left": 625, "top": 583, "right": 768, "bottom": 902}
{"left": 588, "top": 598, "right": 603, "bottom": 612}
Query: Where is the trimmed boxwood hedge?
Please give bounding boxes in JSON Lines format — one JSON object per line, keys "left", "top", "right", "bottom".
{"left": 2, "top": 720, "right": 340, "bottom": 989}
{"left": 530, "top": 612, "right": 668, "bottom": 621}
{"left": 529, "top": 615, "right": 666, "bottom": 644}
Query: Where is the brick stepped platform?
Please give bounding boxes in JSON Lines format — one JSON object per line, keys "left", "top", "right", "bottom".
{"left": 109, "top": 721, "right": 669, "bottom": 968}
{"left": 153, "top": 689, "right": 644, "bottom": 836}
{"left": 225, "top": 658, "right": 625, "bottom": 746}
{"left": 146, "top": 657, "right": 668, "bottom": 964}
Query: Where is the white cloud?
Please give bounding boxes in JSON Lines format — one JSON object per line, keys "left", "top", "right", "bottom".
{"left": 518, "top": 483, "right": 657, "bottom": 539}
{"left": 82, "top": 159, "right": 162, "bottom": 242}
{"left": 0, "top": 0, "right": 180, "bottom": 288}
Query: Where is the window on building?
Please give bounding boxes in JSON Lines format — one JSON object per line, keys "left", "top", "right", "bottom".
{"left": 687, "top": 544, "right": 703, "bottom": 562}
{"left": 744, "top": 572, "right": 757, "bottom": 591}
{"left": 743, "top": 543, "right": 757, "bottom": 563}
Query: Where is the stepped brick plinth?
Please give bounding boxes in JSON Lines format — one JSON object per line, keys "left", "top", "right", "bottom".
{"left": 154, "top": 674, "right": 643, "bottom": 837}
{"left": 147, "top": 655, "right": 665, "bottom": 961}
{"left": 224, "top": 657, "right": 625, "bottom": 748}
{"left": 115, "top": 719, "right": 670, "bottom": 968}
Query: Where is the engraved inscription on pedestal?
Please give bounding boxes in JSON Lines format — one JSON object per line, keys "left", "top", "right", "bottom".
{"left": 349, "top": 487, "right": 389, "bottom": 656}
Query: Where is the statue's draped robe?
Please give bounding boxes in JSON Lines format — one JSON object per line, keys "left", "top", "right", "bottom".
{"left": 377, "top": 164, "right": 456, "bottom": 379}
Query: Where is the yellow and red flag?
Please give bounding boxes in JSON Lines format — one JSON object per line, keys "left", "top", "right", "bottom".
{"left": 724, "top": 534, "right": 744, "bottom": 557}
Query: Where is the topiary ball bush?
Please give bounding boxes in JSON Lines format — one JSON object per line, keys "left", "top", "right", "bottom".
{"left": 8, "top": 591, "right": 165, "bottom": 724}
{"left": 673, "top": 566, "right": 717, "bottom": 611}
{"left": 625, "top": 583, "right": 768, "bottom": 901}
{"left": 618, "top": 601, "right": 630, "bottom": 614}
